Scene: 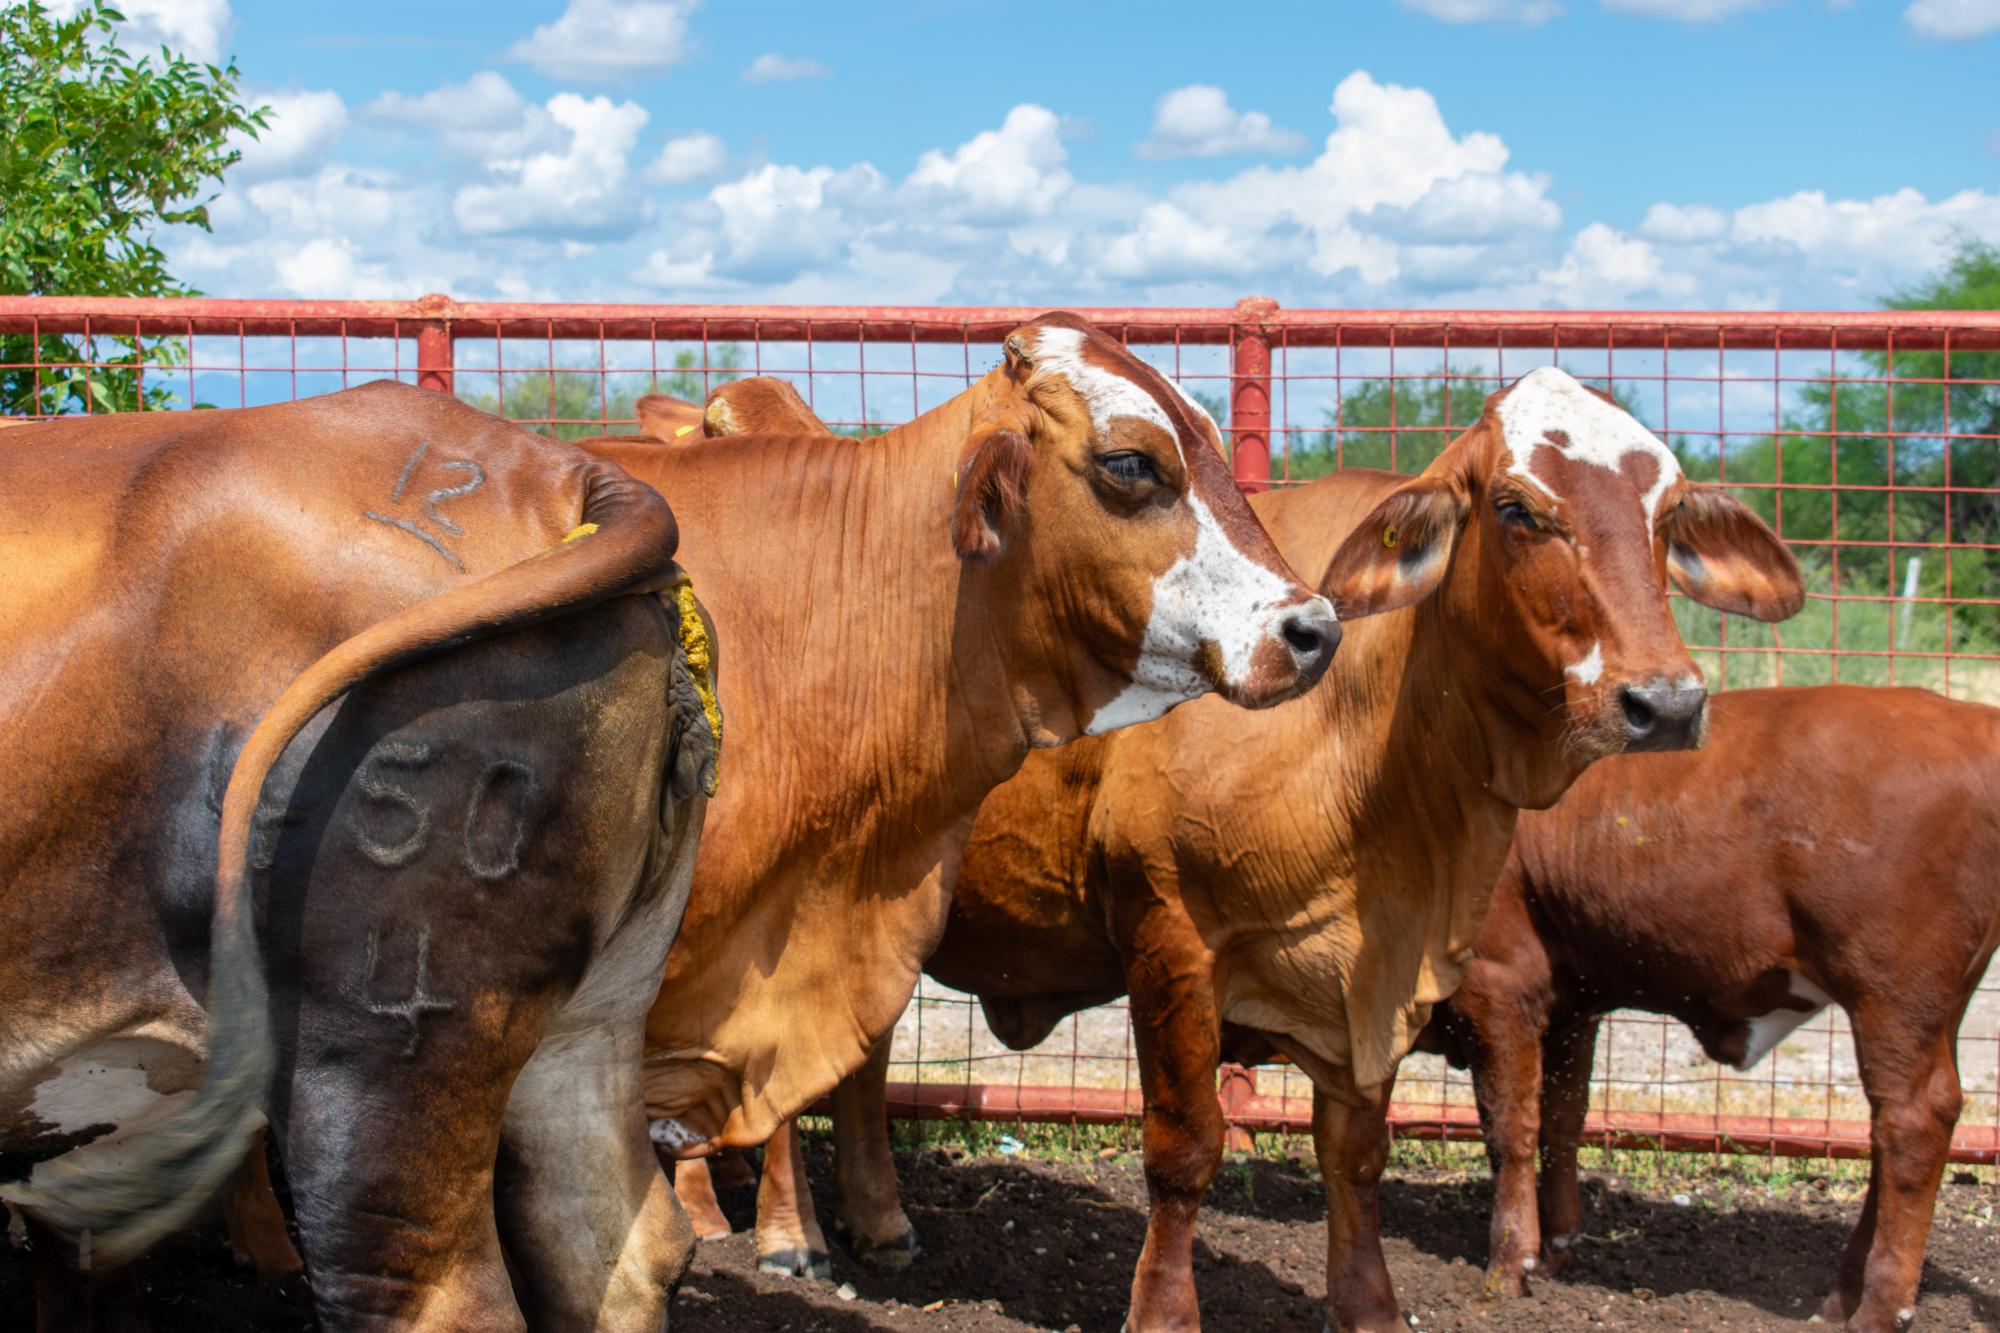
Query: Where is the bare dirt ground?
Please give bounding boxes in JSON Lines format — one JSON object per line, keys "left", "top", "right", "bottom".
{"left": 8, "top": 1138, "right": 1993, "bottom": 1331}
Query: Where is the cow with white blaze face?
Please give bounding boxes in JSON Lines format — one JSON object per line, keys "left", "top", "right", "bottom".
{"left": 573, "top": 313, "right": 1338, "bottom": 1284}
{"left": 820, "top": 366, "right": 1805, "bottom": 1331}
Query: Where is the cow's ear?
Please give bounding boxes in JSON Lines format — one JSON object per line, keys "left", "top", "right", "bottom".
{"left": 635, "top": 393, "right": 704, "bottom": 441}
{"left": 1661, "top": 484, "right": 1805, "bottom": 623}
{"left": 1319, "top": 473, "right": 1469, "bottom": 618}
{"left": 952, "top": 419, "right": 1035, "bottom": 561}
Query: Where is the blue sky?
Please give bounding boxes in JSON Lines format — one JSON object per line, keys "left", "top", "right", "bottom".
{"left": 73, "top": 0, "right": 2000, "bottom": 311}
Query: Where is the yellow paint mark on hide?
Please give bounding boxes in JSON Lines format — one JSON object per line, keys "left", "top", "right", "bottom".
{"left": 674, "top": 425, "right": 695, "bottom": 438}
{"left": 563, "top": 522, "right": 600, "bottom": 543}
{"left": 1615, "top": 816, "right": 1629, "bottom": 827}
{"left": 672, "top": 578, "right": 724, "bottom": 797}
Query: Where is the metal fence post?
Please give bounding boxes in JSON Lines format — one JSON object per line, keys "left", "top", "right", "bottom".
{"left": 1218, "top": 1063, "right": 1258, "bottom": 1152}
{"left": 1230, "top": 295, "right": 1279, "bottom": 493}
{"left": 414, "top": 292, "right": 454, "bottom": 394}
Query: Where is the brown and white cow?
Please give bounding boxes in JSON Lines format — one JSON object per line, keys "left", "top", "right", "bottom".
{"left": 825, "top": 367, "right": 1805, "bottom": 1330}
{"left": 1420, "top": 684, "right": 2000, "bottom": 1333}
{"left": 0, "top": 383, "right": 721, "bottom": 1331}
{"left": 582, "top": 316, "right": 1336, "bottom": 1272}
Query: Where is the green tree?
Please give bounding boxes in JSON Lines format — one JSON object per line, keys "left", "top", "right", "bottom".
{"left": 459, "top": 344, "right": 745, "bottom": 440}
{"left": 1, "top": 1, "right": 266, "bottom": 415}
{"left": 1672, "top": 236, "right": 2000, "bottom": 678}
{"left": 1283, "top": 374, "right": 1523, "bottom": 481}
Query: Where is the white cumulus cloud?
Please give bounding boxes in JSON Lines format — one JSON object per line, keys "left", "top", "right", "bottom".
{"left": 1639, "top": 202, "right": 1730, "bottom": 244}
{"left": 1903, "top": 0, "right": 2000, "bottom": 37}
{"left": 1538, "top": 223, "right": 1690, "bottom": 306}
{"left": 1136, "top": 86, "right": 1308, "bottom": 160}
{"left": 647, "top": 131, "right": 727, "bottom": 184}
{"left": 453, "top": 93, "right": 651, "bottom": 237}
{"left": 368, "top": 73, "right": 558, "bottom": 161}
{"left": 230, "top": 89, "right": 347, "bottom": 181}
{"left": 904, "top": 104, "right": 1074, "bottom": 223}
{"left": 506, "top": 0, "right": 696, "bottom": 82}
{"left": 1399, "top": 0, "right": 1561, "bottom": 21}
{"left": 742, "top": 53, "right": 829, "bottom": 82}
{"left": 44, "top": 0, "right": 234, "bottom": 63}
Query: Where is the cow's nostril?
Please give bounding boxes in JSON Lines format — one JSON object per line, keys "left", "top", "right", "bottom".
{"left": 1282, "top": 619, "right": 1324, "bottom": 657}
{"left": 1620, "top": 687, "right": 1657, "bottom": 737}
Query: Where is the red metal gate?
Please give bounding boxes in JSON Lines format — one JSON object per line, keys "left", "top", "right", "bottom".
{"left": 5, "top": 294, "right": 1997, "bottom": 1164}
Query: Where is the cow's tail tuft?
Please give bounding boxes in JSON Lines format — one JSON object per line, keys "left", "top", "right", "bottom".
{"left": 2, "top": 461, "right": 680, "bottom": 1266}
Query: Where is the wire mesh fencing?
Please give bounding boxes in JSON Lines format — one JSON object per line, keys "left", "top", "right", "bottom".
{"left": 4, "top": 294, "right": 1996, "bottom": 1165}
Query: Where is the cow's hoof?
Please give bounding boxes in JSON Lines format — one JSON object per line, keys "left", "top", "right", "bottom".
{"left": 757, "top": 1247, "right": 832, "bottom": 1281}
{"left": 831, "top": 1216, "right": 920, "bottom": 1270}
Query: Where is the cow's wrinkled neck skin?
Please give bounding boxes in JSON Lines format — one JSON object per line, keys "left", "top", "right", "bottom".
{"left": 617, "top": 373, "right": 1085, "bottom": 1144}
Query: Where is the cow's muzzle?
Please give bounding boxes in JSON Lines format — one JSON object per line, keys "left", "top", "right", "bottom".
{"left": 1617, "top": 677, "right": 1708, "bottom": 752}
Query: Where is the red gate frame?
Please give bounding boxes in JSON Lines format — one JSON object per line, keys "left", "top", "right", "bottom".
{"left": 6, "top": 293, "right": 1998, "bottom": 1165}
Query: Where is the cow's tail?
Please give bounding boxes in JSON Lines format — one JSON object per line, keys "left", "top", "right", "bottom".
{"left": 9, "top": 461, "right": 681, "bottom": 1266}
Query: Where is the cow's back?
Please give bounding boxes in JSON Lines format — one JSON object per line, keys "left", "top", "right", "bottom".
{"left": 1504, "top": 685, "right": 2000, "bottom": 1010}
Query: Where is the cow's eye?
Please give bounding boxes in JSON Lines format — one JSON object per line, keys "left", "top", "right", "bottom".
{"left": 1497, "top": 500, "right": 1539, "bottom": 531}
{"left": 1100, "top": 451, "right": 1158, "bottom": 485}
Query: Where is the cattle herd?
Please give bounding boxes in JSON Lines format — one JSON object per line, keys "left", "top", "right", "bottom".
{"left": 0, "top": 311, "right": 1991, "bottom": 1333}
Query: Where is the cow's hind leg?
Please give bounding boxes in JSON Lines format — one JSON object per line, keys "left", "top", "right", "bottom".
{"left": 497, "top": 1027, "right": 689, "bottom": 1332}
{"left": 754, "top": 1119, "right": 832, "bottom": 1279}
{"left": 24, "top": 1214, "right": 148, "bottom": 1333}
{"left": 224, "top": 1126, "right": 304, "bottom": 1278}
{"left": 1123, "top": 916, "right": 1222, "bottom": 1333}
{"left": 1457, "top": 989, "right": 1549, "bottom": 1299}
{"left": 280, "top": 1061, "right": 524, "bottom": 1333}
{"left": 831, "top": 1033, "right": 919, "bottom": 1269}
{"left": 1316, "top": 1076, "right": 1403, "bottom": 1333}
{"left": 1818, "top": 1010, "right": 1962, "bottom": 1332}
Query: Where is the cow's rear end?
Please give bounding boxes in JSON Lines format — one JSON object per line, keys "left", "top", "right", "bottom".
{"left": 0, "top": 385, "right": 720, "bottom": 1331}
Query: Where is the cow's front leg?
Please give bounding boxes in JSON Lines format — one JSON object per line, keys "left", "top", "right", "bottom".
{"left": 831, "top": 1033, "right": 919, "bottom": 1268}
{"left": 1123, "top": 914, "right": 1222, "bottom": 1333}
{"left": 754, "top": 1119, "right": 831, "bottom": 1279}
{"left": 1315, "top": 1074, "right": 1401, "bottom": 1333}
{"left": 671, "top": 1156, "right": 736, "bottom": 1241}
{"left": 497, "top": 1025, "right": 689, "bottom": 1331}
{"left": 1534, "top": 1017, "right": 1598, "bottom": 1280}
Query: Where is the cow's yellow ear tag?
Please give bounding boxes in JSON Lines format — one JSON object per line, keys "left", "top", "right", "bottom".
{"left": 674, "top": 425, "right": 695, "bottom": 438}
{"left": 1382, "top": 525, "right": 1399, "bottom": 549}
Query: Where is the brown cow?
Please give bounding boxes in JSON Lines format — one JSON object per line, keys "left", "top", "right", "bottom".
{"left": 586, "top": 314, "right": 1340, "bottom": 1284}
{"left": 826, "top": 366, "right": 1806, "bottom": 1329}
{"left": 631, "top": 378, "right": 823, "bottom": 443}
{"left": 1420, "top": 684, "right": 2000, "bottom": 1333}
{"left": 0, "top": 383, "right": 721, "bottom": 1331}
{"left": 203, "top": 375, "right": 835, "bottom": 1290}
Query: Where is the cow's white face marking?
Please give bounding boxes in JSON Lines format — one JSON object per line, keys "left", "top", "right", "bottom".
{"left": 1029, "top": 326, "right": 1184, "bottom": 464}
{"left": 1496, "top": 367, "right": 1681, "bottom": 524}
{"left": 1565, "top": 641, "right": 1605, "bottom": 687}
{"left": 1023, "top": 326, "right": 1333, "bottom": 735}
{"left": 1736, "top": 971, "right": 1833, "bottom": 1070}
{"left": 1086, "top": 492, "right": 1325, "bottom": 734}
